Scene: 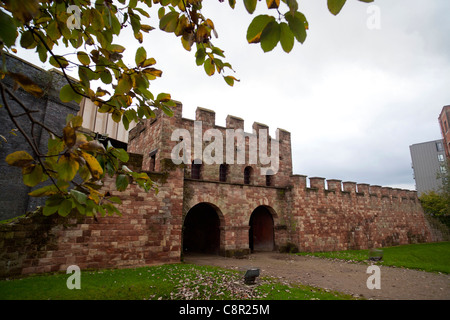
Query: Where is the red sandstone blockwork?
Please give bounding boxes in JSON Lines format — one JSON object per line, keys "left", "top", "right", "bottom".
{"left": 0, "top": 103, "right": 434, "bottom": 278}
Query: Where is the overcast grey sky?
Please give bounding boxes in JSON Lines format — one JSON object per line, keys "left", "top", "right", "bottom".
{"left": 16, "top": 0, "right": 450, "bottom": 190}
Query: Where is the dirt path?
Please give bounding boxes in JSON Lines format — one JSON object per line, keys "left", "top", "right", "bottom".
{"left": 184, "top": 252, "right": 450, "bottom": 300}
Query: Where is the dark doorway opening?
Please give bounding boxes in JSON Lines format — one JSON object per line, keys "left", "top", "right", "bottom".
{"left": 183, "top": 203, "right": 221, "bottom": 255}
{"left": 249, "top": 206, "right": 274, "bottom": 252}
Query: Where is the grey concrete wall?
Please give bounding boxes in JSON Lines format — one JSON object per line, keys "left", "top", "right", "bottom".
{"left": 409, "top": 140, "right": 446, "bottom": 196}
{"left": 0, "top": 53, "right": 79, "bottom": 221}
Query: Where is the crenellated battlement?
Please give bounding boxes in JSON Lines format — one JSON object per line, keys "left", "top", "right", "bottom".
{"left": 291, "top": 175, "right": 418, "bottom": 202}
{"left": 129, "top": 103, "right": 293, "bottom": 187}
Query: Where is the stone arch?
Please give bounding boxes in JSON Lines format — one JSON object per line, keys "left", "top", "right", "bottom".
{"left": 183, "top": 202, "right": 224, "bottom": 255}
{"left": 249, "top": 205, "right": 276, "bottom": 252}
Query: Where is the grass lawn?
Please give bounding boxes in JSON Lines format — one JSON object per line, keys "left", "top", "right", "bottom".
{"left": 0, "top": 264, "right": 356, "bottom": 300}
{"left": 296, "top": 241, "right": 450, "bottom": 274}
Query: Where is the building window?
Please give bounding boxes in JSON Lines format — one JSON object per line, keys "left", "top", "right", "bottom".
{"left": 440, "top": 165, "right": 447, "bottom": 174}
{"left": 191, "top": 160, "right": 202, "bottom": 179}
{"left": 265, "top": 169, "right": 274, "bottom": 186}
{"left": 265, "top": 175, "right": 272, "bottom": 186}
{"left": 438, "top": 154, "right": 445, "bottom": 162}
{"left": 244, "top": 166, "right": 252, "bottom": 185}
{"left": 149, "top": 149, "right": 157, "bottom": 171}
{"left": 436, "top": 142, "right": 444, "bottom": 152}
{"left": 219, "top": 164, "right": 228, "bottom": 182}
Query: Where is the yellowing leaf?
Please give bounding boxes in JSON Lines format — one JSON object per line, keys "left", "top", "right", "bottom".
{"left": 79, "top": 140, "right": 106, "bottom": 153}
{"left": 224, "top": 75, "right": 240, "bottom": 87}
{"left": 266, "top": 0, "right": 280, "bottom": 9}
{"left": 5, "top": 0, "right": 39, "bottom": 23}
{"left": 49, "top": 55, "right": 69, "bottom": 68}
{"left": 142, "top": 67, "right": 162, "bottom": 79}
{"left": 70, "top": 115, "right": 83, "bottom": 128}
{"left": 28, "top": 184, "right": 60, "bottom": 197}
{"left": 5, "top": 151, "right": 34, "bottom": 167}
{"left": 81, "top": 151, "right": 103, "bottom": 180}
{"left": 63, "top": 126, "right": 76, "bottom": 148}
{"left": 7, "top": 72, "right": 44, "bottom": 98}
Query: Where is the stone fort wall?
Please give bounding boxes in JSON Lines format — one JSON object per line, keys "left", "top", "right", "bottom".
{"left": 0, "top": 75, "right": 434, "bottom": 278}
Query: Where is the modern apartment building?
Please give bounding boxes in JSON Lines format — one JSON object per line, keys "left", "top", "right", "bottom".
{"left": 410, "top": 139, "right": 446, "bottom": 196}
{"left": 438, "top": 105, "right": 450, "bottom": 159}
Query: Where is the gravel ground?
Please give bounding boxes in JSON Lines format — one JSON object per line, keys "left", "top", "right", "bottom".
{"left": 184, "top": 252, "right": 450, "bottom": 300}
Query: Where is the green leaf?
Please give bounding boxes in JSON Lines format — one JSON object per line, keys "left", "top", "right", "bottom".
{"left": 195, "top": 47, "right": 206, "bottom": 66}
{"left": 115, "top": 74, "right": 132, "bottom": 95}
{"left": 260, "top": 21, "right": 281, "bottom": 52}
{"left": 159, "top": 11, "right": 179, "bottom": 33}
{"left": 29, "top": 185, "right": 60, "bottom": 197}
{"left": 47, "top": 20, "right": 61, "bottom": 41}
{"left": 279, "top": 22, "right": 295, "bottom": 53}
{"left": 43, "top": 196, "right": 63, "bottom": 215}
{"left": 156, "top": 92, "right": 171, "bottom": 102}
{"left": 49, "top": 55, "right": 69, "bottom": 68}
{"left": 243, "top": 0, "right": 257, "bottom": 14}
{"left": 100, "top": 70, "right": 112, "bottom": 84}
{"left": 0, "top": 10, "right": 18, "bottom": 47}
{"left": 77, "top": 52, "right": 91, "bottom": 66}
{"left": 23, "top": 164, "right": 43, "bottom": 187}
{"left": 160, "top": 104, "right": 174, "bottom": 117}
{"left": 285, "top": 0, "right": 299, "bottom": 16}
{"left": 224, "top": 76, "right": 239, "bottom": 87}
{"left": 285, "top": 11, "right": 307, "bottom": 44}
{"left": 58, "top": 198, "right": 74, "bottom": 217}
{"left": 111, "top": 148, "right": 129, "bottom": 163}
{"left": 135, "top": 47, "right": 147, "bottom": 66}
{"left": 20, "top": 30, "right": 36, "bottom": 49}
{"left": 70, "top": 189, "right": 87, "bottom": 205}
{"left": 57, "top": 154, "right": 79, "bottom": 181}
{"left": 59, "top": 84, "right": 82, "bottom": 103}
{"left": 108, "top": 196, "right": 122, "bottom": 205}
{"left": 247, "top": 15, "right": 274, "bottom": 44}
{"left": 109, "top": 44, "right": 126, "bottom": 53}
{"left": 204, "top": 58, "right": 215, "bottom": 76}
{"left": 327, "top": 0, "right": 347, "bottom": 15}
{"left": 116, "top": 174, "right": 129, "bottom": 191}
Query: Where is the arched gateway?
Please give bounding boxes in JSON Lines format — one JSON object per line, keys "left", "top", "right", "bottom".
{"left": 249, "top": 206, "right": 275, "bottom": 252}
{"left": 183, "top": 203, "right": 222, "bottom": 255}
